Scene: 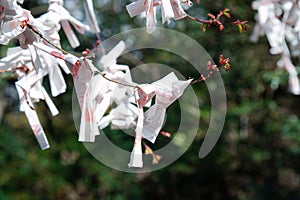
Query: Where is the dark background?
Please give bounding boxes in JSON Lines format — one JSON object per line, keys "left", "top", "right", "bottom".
{"left": 0, "top": 0, "right": 299, "bottom": 199}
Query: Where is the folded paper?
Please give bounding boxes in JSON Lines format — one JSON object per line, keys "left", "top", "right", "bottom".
{"left": 126, "top": 0, "right": 192, "bottom": 30}
{"left": 142, "top": 72, "right": 192, "bottom": 143}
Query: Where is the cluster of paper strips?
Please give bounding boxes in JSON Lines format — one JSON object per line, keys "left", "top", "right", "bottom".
{"left": 126, "top": 0, "right": 193, "bottom": 32}
{"left": 251, "top": 0, "right": 300, "bottom": 95}
{"left": 0, "top": 0, "right": 192, "bottom": 167}
{"left": 73, "top": 41, "right": 191, "bottom": 167}
{"left": 0, "top": 0, "right": 99, "bottom": 149}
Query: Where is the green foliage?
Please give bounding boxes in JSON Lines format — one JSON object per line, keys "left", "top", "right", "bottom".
{"left": 0, "top": 0, "right": 299, "bottom": 199}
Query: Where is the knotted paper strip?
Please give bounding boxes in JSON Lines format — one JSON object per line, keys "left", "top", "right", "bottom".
{"left": 142, "top": 72, "right": 192, "bottom": 143}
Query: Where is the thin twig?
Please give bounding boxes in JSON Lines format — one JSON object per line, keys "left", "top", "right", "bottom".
{"left": 99, "top": 72, "right": 137, "bottom": 88}
{"left": 0, "top": 69, "right": 9, "bottom": 73}
{"left": 187, "top": 14, "right": 210, "bottom": 24}
{"left": 26, "top": 23, "right": 68, "bottom": 55}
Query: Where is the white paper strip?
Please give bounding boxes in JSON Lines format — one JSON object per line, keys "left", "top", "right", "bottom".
{"left": 61, "top": 20, "right": 80, "bottom": 48}
{"left": 100, "top": 41, "right": 126, "bottom": 68}
{"left": 41, "top": 87, "right": 59, "bottom": 116}
{"left": 15, "top": 84, "right": 50, "bottom": 150}
{"left": 24, "top": 101, "right": 50, "bottom": 150}
{"left": 145, "top": 0, "right": 157, "bottom": 33}
{"left": 83, "top": 0, "right": 100, "bottom": 34}
{"left": 161, "top": 0, "right": 174, "bottom": 24}
{"left": 28, "top": 45, "right": 44, "bottom": 73}
{"left": 79, "top": 74, "right": 102, "bottom": 142}
{"left": 126, "top": 0, "right": 145, "bottom": 18}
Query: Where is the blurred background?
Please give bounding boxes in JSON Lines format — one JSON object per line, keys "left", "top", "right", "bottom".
{"left": 0, "top": 0, "right": 300, "bottom": 199}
